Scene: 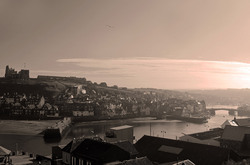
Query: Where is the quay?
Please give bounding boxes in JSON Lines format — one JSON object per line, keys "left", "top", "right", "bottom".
{"left": 43, "top": 117, "right": 72, "bottom": 141}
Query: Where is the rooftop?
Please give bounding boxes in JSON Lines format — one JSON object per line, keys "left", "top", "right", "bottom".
{"left": 187, "top": 128, "right": 224, "bottom": 140}
{"left": 10, "top": 155, "right": 34, "bottom": 165}
{"left": 65, "top": 138, "right": 130, "bottom": 164}
{"left": 221, "top": 125, "right": 250, "bottom": 141}
{"left": 135, "top": 135, "right": 239, "bottom": 165}
{"left": 234, "top": 118, "right": 250, "bottom": 127}
{"left": 0, "top": 146, "right": 11, "bottom": 156}
{"left": 111, "top": 140, "right": 138, "bottom": 156}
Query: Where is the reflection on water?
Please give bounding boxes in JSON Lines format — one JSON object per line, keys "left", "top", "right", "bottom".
{"left": 215, "top": 110, "right": 233, "bottom": 116}
{"left": 0, "top": 110, "right": 246, "bottom": 156}
{"left": 66, "top": 110, "right": 241, "bottom": 140}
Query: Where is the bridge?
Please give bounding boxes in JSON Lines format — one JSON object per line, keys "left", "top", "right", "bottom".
{"left": 206, "top": 107, "right": 238, "bottom": 115}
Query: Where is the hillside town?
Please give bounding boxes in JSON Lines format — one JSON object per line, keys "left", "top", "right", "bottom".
{"left": 2, "top": 66, "right": 250, "bottom": 165}
{"left": 0, "top": 66, "right": 208, "bottom": 121}
{"left": 0, "top": 86, "right": 207, "bottom": 121}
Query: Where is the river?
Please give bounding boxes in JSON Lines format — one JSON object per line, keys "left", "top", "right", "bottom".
{"left": 0, "top": 110, "right": 246, "bottom": 156}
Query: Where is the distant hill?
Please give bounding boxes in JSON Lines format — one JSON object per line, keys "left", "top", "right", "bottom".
{"left": 132, "top": 88, "right": 192, "bottom": 100}
{"left": 0, "top": 78, "right": 193, "bottom": 101}
{"left": 182, "top": 89, "right": 250, "bottom": 106}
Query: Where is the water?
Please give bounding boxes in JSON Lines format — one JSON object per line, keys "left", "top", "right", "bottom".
{"left": 0, "top": 110, "right": 245, "bottom": 156}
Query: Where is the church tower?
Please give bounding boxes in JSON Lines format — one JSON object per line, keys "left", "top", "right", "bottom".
{"left": 5, "top": 65, "right": 9, "bottom": 78}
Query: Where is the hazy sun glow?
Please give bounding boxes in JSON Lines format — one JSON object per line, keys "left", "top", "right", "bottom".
{"left": 53, "top": 58, "right": 250, "bottom": 89}
{"left": 2, "top": 0, "right": 250, "bottom": 89}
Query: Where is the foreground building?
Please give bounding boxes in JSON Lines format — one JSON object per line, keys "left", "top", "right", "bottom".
{"left": 105, "top": 125, "right": 134, "bottom": 143}
{"left": 221, "top": 125, "right": 250, "bottom": 158}
{"left": 0, "top": 146, "right": 11, "bottom": 164}
{"left": 179, "top": 128, "right": 223, "bottom": 146}
{"left": 135, "top": 135, "right": 240, "bottom": 165}
{"left": 62, "top": 138, "right": 130, "bottom": 165}
{"left": 233, "top": 118, "right": 250, "bottom": 127}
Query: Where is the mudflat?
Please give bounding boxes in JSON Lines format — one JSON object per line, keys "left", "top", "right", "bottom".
{"left": 0, "top": 120, "right": 59, "bottom": 135}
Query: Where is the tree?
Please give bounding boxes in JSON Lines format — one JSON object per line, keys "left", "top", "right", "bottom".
{"left": 111, "top": 85, "right": 118, "bottom": 89}
{"left": 99, "top": 82, "right": 107, "bottom": 87}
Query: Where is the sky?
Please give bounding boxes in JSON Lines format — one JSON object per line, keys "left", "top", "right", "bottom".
{"left": 1, "top": 0, "right": 250, "bottom": 89}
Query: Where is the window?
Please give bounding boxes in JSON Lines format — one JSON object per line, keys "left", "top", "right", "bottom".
{"left": 72, "top": 157, "right": 76, "bottom": 165}
{"left": 86, "top": 161, "right": 92, "bottom": 165}
{"left": 79, "top": 159, "right": 84, "bottom": 165}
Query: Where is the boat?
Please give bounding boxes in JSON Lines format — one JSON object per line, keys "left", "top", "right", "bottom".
{"left": 43, "top": 117, "right": 72, "bottom": 141}
{"left": 165, "top": 115, "right": 208, "bottom": 123}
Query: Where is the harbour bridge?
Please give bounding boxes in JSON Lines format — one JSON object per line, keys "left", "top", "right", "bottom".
{"left": 206, "top": 106, "right": 238, "bottom": 115}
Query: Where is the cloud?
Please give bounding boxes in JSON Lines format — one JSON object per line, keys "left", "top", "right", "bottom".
{"left": 56, "top": 57, "right": 250, "bottom": 75}
{"left": 55, "top": 57, "right": 250, "bottom": 89}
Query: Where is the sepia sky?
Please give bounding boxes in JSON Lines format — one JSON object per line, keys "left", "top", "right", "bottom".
{"left": 1, "top": 0, "right": 250, "bottom": 89}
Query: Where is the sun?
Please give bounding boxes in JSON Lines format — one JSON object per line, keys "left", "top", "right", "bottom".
{"left": 232, "top": 62, "right": 250, "bottom": 88}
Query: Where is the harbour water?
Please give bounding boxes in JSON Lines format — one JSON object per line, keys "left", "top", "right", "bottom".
{"left": 0, "top": 110, "right": 246, "bottom": 156}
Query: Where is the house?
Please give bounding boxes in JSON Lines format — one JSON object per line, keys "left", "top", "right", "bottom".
{"left": 62, "top": 138, "right": 130, "bottom": 165}
{"left": 221, "top": 119, "right": 238, "bottom": 129}
{"left": 221, "top": 125, "right": 250, "bottom": 157}
{"left": 140, "top": 106, "right": 151, "bottom": 116}
{"left": 179, "top": 128, "right": 223, "bottom": 146}
{"left": 62, "top": 138, "right": 84, "bottom": 165}
{"left": 135, "top": 135, "right": 240, "bottom": 165}
{"left": 0, "top": 146, "right": 11, "bottom": 164}
{"left": 233, "top": 118, "right": 250, "bottom": 127}
{"left": 64, "top": 103, "right": 95, "bottom": 117}
{"left": 42, "top": 103, "right": 59, "bottom": 117}
{"left": 72, "top": 110, "right": 94, "bottom": 117}
{"left": 52, "top": 145, "right": 66, "bottom": 160}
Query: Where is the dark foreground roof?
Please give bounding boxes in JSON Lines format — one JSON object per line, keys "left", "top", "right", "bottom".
{"left": 111, "top": 141, "right": 138, "bottom": 156}
{"left": 221, "top": 125, "right": 250, "bottom": 142}
{"left": 62, "top": 138, "right": 85, "bottom": 153}
{"left": 135, "top": 135, "right": 240, "bottom": 165}
{"left": 72, "top": 138, "right": 130, "bottom": 164}
{"left": 188, "top": 128, "right": 223, "bottom": 140}
{"left": 234, "top": 118, "right": 250, "bottom": 127}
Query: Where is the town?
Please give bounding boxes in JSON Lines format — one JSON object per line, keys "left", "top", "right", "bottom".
{"left": 3, "top": 0, "right": 250, "bottom": 164}
{"left": 2, "top": 66, "right": 250, "bottom": 165}
{"left": 0, "top": 66, "right": 208, "bottom": 121}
